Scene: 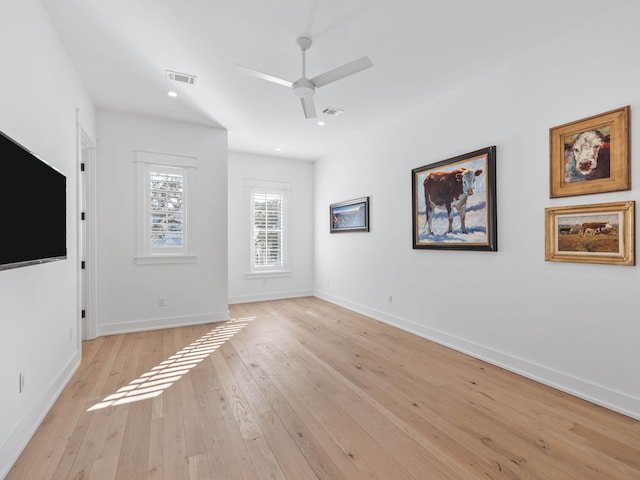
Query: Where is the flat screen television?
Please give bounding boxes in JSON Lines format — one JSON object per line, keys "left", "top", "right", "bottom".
{"left": 0, "top": 130, "right": 67, "bottom": 271}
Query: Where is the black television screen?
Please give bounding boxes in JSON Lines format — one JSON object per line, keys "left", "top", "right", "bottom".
{"left": 1, "top": 130, "right": 67, "bottom": 271}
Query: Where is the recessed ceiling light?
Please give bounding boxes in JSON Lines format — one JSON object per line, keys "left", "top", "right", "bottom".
{"left": 167, "top": 91, "right": 178, "bottom": 97}
{"left": 275, "top": 147, "right": 281, "bottom": 152}
{"left": 317, "top": 121, "right": 325, "bottom": 126}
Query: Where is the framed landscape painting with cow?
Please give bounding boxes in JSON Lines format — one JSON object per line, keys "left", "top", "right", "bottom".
{"left": 412, "top": 146, "right": 497, "bottom": 251}
{"left": 549, "top": 106, "right": 630, "bottom": 198}
{"left": 545, "top": 201, "right": 635, "bottom": 266}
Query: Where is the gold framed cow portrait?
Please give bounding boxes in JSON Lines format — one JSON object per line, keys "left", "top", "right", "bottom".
{"left": 549, "top": 106, "right": 630, "bottom": 198}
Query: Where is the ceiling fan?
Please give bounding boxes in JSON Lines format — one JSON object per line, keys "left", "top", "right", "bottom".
{"left": 233, "top": 36, "right": 373, "bottom": 119}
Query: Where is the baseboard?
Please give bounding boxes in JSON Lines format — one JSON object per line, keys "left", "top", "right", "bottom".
{"left": 97, "top": 310, "right": 230, "bottom": 336}
{"left": 0, "top": 350, "right": 81, "bottom": 480}
{"left": 228, "top": 289, "right": 313, "bottom": 305}
{"left": 314, "top": 290, "right": 640, "bottom": 421}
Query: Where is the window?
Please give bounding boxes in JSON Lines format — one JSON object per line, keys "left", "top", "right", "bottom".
{"left": 136, "top": 151, "right": 196, "bottom": 264}
{"left": 251, "top": 191, "right": 286, "bottom": 271}
{"left": 150, "top": 167, "right": 184, "bottom": 250}
{"left": 246, "top": 180, "right": 290, "bottom": 274}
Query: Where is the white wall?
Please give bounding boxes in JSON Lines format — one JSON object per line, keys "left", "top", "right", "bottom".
{"left": 95, "top": 110, "right": 229, "bottom": 335}
{"left": 0, "top": 1, "right": 96, "bottom": 477}
{"left": 228, "top": 152, "right": 314, "bottom": 304}
{"left": 314, "top": 2, "right": 640, "bottom": 420}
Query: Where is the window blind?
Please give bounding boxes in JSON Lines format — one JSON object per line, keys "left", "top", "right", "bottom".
{"left": 150, "top": 171, "right": 184, "bottom": 248}
{"left": 252, "top": 192, "right": 284, "bottom": 269}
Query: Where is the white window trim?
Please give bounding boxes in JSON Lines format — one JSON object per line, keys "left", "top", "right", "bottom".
{"left": 135, "top": 150, "right": 197, "bottom": 265}
{"left": 244, "top": 270, "right": 292, "bottom": 279}
{"left": 245, "top": 179, "right": 290, "bottom": 275}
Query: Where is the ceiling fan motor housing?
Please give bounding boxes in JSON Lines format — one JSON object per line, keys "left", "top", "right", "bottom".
{"left": 292, "top": 77, "right": 315, "bottom": 98}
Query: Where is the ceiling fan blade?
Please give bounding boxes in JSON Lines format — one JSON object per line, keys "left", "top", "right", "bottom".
{"left": 300, "top": 97, "right": 316, "bottom": 119}
{"left": 310, "top": 56, "right": 373, "bottom": 88}
{"left": 232, "top": 63, "right": 293, "bottom": 88}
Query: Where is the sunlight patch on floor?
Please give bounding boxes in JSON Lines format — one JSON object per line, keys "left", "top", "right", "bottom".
{"left": 87, "top": 317, "right": 255, "bottom": 411}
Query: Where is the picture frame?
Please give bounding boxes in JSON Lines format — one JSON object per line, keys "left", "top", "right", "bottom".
{"left": 412, "top": 146, "right": 497, "bottom": 251}
{"left": 545, "top": 201, "right": 635, "bottom": 266}
{"left": 330, "top": 196, "right": 369, "bottom": 233}
{"left": 549, "top": 106, "right": 630, "bottom": 198}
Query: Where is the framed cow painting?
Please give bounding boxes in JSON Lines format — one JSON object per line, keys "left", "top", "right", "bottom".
{"left": 545, "top": 201, "right": 635, "bottom": 266}
{"left": 549, "top": 106, "right": 630, "bottom": 198}
{"left": 412, "top": 146, "right": 497, "bottom": 251}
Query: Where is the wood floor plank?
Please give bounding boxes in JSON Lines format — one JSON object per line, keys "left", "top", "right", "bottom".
{"left": 147, "top": 413, "right": 164, "bottom": 480}
{"left": 114, "top": 396, "right": 152, "bottom": 479}
{"left": 157, "top": 327, "right": 191, "bottom": 480}
{"left": 87, "top": 455, "right": 119, "bottom": 480}
{"left": 231, "top": 338, "right": 366, "bottom": 480}
{"left": 219, "top": 341, "right": 320, "bottom": 480}
{"left": 210, "top": 348, "right": 287, "bottom": 480}
{"left": 230, "top": 336, "right": 350, "bottom": 480}
{"left": 188, "top": 352, "right": 247, "bottom": 480}
{"left": 7, "top": 297, "right": 640, "bottom": 480}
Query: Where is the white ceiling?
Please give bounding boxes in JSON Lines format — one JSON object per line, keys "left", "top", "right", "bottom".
{"left": 42, "top": 0, "right": 629, "bottom": 161}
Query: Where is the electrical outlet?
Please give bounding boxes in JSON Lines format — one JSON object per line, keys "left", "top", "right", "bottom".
{"left": 388, "top": 295, "right": 393, "bottom": 304}
{"left": 158, "top": 298, "right": 165, "bottom": 307}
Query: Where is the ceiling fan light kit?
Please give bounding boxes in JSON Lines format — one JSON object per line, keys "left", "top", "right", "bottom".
{"left": 234, "top": 36, "right": 372, "bottom": 119}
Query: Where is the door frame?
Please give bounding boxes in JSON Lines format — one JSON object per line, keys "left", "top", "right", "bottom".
{"left": 77, "top": 110, "right": 97, "bottom": 341}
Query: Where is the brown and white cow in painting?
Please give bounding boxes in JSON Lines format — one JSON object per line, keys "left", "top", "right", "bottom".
{"left": 565, "top": 130, "right": 610, "bottom": 182}
{"left": 580, "top": 221, "right": 613, "bottom": 236}
{"left": 423, "top": 168, "right": 482, "bottom": 235}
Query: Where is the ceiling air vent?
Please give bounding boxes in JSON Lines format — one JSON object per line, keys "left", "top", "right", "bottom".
{"left": 322, "top": 107, "right": 344, "bottom": 116}
{"left": 165, "top": 70, "right": 197, "bottom": 85}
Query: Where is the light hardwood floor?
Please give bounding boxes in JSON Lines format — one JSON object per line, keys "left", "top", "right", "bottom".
{"left": 7, "top": 297, "right": 640, "bottom": 479}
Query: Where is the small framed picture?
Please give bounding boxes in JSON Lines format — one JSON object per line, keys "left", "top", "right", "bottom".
{"left": 412, "top": 146, "right": 497, "bottom": 251}
{"left": 549, "top": 106, "right": 630, "bottom": 198}
{"left": 330, "top": 197, "right": 369, "bottom": 233}
{"left": 545, "top": 201, "right": 635, "bottom": 266}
